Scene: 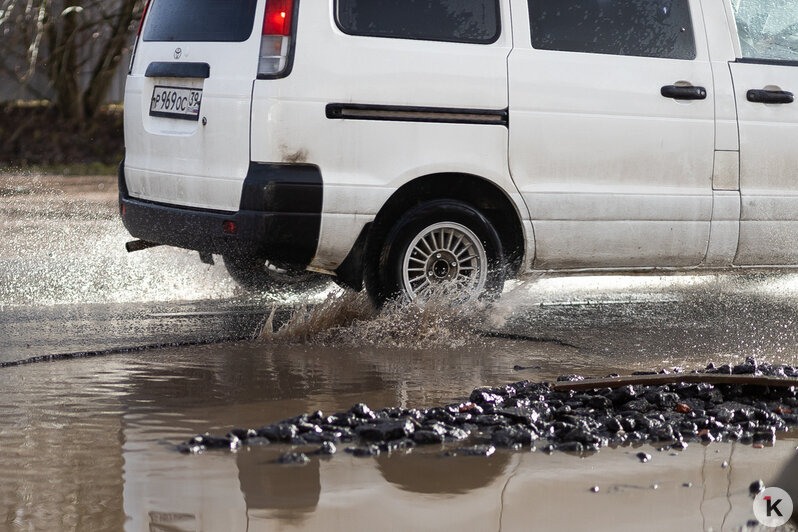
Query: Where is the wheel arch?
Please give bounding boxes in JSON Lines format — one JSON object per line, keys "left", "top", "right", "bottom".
{"left": 371, "top": 173, "right": 525, "bottom": 273}
{"left": 335, "top": 173, "right": 526, "bottom": 292}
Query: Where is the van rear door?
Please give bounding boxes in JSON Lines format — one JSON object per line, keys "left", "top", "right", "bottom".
{"left": 124, "top": 0, "right": 262, "bottom": 212}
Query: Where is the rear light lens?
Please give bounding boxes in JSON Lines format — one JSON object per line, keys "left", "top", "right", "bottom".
{"left": 223, "top": 221, "right": 238, "bottom": 235}
{"left": 137, "top": 0, "right": 151, "bottom": 37}
{"left": 263, "top": 0, "right": 292, "bottom": 35}
{"left": 258, "top": 0, "right": 294, "bottom": 76}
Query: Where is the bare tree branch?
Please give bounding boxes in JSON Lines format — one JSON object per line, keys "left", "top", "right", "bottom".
{"left": 22, "top": 3, "right": 45, "bottom": 82}
{"left": 2, "top": 0, "right": 143, "bottom": 122}
{"left": 84, "top": 0, "right": 136, "bottom": 117}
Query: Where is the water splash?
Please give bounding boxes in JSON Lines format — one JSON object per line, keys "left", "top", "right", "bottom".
{"left": 0, "top": 173, "right": 282, "bottom": 305}
{"left": 258, "top": 285, "right": 500, "bottom": 349}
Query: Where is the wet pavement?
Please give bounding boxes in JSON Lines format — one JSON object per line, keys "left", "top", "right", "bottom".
{"left": 1, "top": 173, "right": 798, "bottom": 530}
{"left": 0, "top": 173, "right": 303, "bottom": 364}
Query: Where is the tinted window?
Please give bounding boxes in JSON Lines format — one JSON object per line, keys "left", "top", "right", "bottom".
{"left": 336, "top": 0, "right": 500, "bottom": 44}
{"left": 143, "top": 0, "right": 258, "bottom": 42}
{"left": 529, "top": 0, "right": 696, "bottom": 60}
{"left": 732, "top": 0, "right": 798, "bottom": 61}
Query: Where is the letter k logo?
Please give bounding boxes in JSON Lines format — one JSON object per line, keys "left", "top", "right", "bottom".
{"left": 755, "top": 487, "right": 792, "bottom": 526}
{"left": 765, "top": 496, "right": 783, "bottom": 517}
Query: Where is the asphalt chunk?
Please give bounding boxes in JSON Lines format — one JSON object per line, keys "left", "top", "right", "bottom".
{"left": 179, "top": 359, "right": 798, "bottom": 461}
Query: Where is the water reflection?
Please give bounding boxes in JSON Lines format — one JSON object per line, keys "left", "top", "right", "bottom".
{"left": 376, "top": 450, "right": 511, "bottom": 495}
{"left": 237, "top": 450, "right": 321, "bottom": 521}
{"left": 1, "top": 338, "right": 795, "bottom": 531}
{"left": 775, "top": 451, "right": 798, "bottom": 523}
{"left": 0, "top": 364, "right": 127, "bottom": 530}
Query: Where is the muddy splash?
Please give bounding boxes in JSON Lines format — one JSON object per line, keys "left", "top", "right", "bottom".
{"left": 257, "top": 286, "right": 506, "bottom": 348}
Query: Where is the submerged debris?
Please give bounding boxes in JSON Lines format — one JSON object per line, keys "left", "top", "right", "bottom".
{"left": 314, "top": 441, "right": 337, "bottom": 456}
{"left": 456, "top": 444, "right": 496, "bottom": 457}
{"left": 277, "top": 452, "right": 310, "bottom": 465}
{"left": 179, "top": 360, "right": 798, "bottom": 460}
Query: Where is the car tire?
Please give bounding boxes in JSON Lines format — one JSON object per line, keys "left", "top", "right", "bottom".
{"left": 223, "top": 255, "right": 329, "bottom": 293}
{"left": 370, "top": 199, "right": 505, "bottom": 306}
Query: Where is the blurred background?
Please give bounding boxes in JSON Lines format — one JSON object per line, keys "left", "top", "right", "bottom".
{"left": 1, "top": 0, "right": 145, "bottom": 170}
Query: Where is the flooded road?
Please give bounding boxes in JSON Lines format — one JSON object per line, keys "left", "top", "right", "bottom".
{"left": 1, "top": 173, "right": 798, "bottom": 530}
{"left": 3, "top": 342, "right": 798, "bottom": 531}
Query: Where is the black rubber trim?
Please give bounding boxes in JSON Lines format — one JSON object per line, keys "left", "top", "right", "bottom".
{"left": 334, "top": 223, "right": 371, "bottom": 290}
{"left": 326, "top": 103, "right": 509, "bottom": 126}
{"left": 119, "top": 161, "right": 322, "bottom": 268}
{"left": 239, "top": 163, "right": 322, "bottom": 213}
{"left": 736, "top": 58, "right": 798, "bottom": 68}
{"left": 747, "top": 89, "right": 794, "bottom": 104}
{"left": 145, "top": 61, "right": 210, "bottom": 79}
{"left": 117, "top": 158, "right": 128, "bottom": 203}
{"left": 661, "top": 85, "right": 707, "bottom": 100}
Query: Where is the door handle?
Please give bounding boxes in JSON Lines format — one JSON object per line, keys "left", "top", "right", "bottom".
{"left": 661, "top": 85, "right": 707, "bottom": 100}
{"left": 747, "top": 89, "right": 794, "bottom": 104}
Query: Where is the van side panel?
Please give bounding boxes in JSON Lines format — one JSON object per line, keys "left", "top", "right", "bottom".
{"left": 250, "top": 1, "right": 528, "bottom": 271}
{"left": 508, "top": 0, "right": 715, "bottom": 270}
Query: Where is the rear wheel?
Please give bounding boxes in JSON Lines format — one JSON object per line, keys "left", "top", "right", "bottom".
{"left": 223, "top": 255, "right": 328, "bottom": 294}
{"left": 370, "top": 200, "right": 504, "bottom": 306}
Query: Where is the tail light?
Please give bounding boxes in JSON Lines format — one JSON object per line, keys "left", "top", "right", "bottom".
{"left": 258, "top": 0, "right": 294, "bottom": 76}
{"left": 128, "top": 0, "right": 151, "bottom": 74}
{"left": 137, "top": 0, "right": 151, "bottom": 36}
{"left": 223, "top": 221, "right": 238, "bottom": 235}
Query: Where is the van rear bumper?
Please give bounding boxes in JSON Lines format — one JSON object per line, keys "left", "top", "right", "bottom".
{"left": 119, "top": 162, "right": 322, "bottom": 268}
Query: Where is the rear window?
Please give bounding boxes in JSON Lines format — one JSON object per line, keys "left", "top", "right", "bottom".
{"left": 336, "top": 0, "right": 501, "bottom": 44}
{"left": 143, "top": 0, "right": 258, "bottom": 42}
{"left": 529, "top": 0, "right": 696, "bottom": 60}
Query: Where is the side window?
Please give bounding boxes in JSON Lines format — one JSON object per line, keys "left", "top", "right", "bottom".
{"left": 335, "top": 0, "right": 500, "bottom": 44}
{"left": 528, "top": 0, "right": 696, "bottom": 60}
{"left": 731, "top": 0, "right": 798, "bottom": 62}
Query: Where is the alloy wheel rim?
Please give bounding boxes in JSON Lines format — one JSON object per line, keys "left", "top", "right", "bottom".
{"left": 401, "top": 222, "right": 488, "bottom": 300}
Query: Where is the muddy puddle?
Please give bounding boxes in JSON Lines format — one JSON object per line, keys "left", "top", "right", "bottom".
{"left": 2, "top": 173, "right": 798, "bottom": 530}
{"left": 2, "top": 337, "right": 797, "bottom": 531}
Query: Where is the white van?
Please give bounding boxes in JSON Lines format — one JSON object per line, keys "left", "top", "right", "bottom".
{"left": 121, "top": 0, "right": 797, "bottom": 304}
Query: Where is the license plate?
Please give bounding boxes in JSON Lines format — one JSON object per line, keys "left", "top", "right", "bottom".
{"left": 149, "top": 85, "right": 202, "bottom": 121}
